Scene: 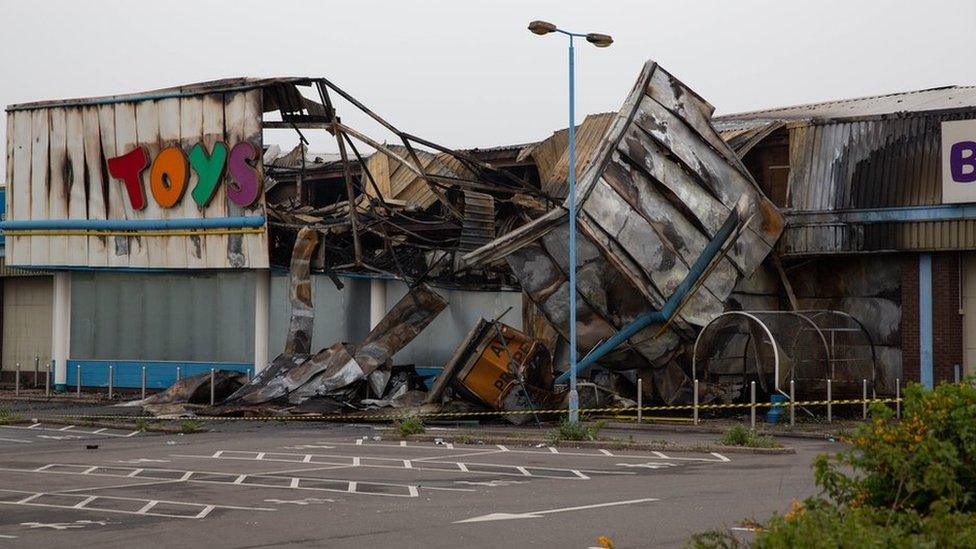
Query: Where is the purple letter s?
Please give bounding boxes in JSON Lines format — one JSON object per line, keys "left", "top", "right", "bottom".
{"left": 226, "top": 141, "right": 263, "bottom": 207}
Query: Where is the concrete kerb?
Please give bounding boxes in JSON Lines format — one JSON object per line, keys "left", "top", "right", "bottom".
{"left": 603, "top": 421, "right": 848, "bottom": 441}
{"left": 399, "top": 432, "right": 796, "bottom": 455}
{"left": 3, "top": 417, "right": 207, "bottom": 435}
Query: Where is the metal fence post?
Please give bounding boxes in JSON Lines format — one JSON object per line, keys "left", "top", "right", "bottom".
{"left": 750, "top": 380, "right": 756, "bottom": 430}
{"left": 14, "top": 362, "right": 20, "bottom": 397}
{"left": 862, "top": 378, "right": 868, "bottom": 420}
{"left": 954, "top": 364, "right": 961, "bottom": 383}
{"left": 108, "top": 365, "right": 114, "bottom": 400}
{"left": 247, "top": 368, "right": 252, "bottom": 383}
{"left": 176, "top": 366, "right": 181, "bottom": 382}
{"left": 827, "top": 378, "right": 832, "bottom": 424}
{"left": 45, "top": 360, "right": 51, "bottom": 397}
{"left": 693, "top": 379, "right": 699, "bottom": 425}
{"left": 141, "top": 366, "right": 147, "bottom": 400}
{"left": 210, "top": 368, "right": 216, "bottom": 406}
{"left": 33, "top": 355, "right": 39, "bottom": 388}
{"left": 789, "top": 379, "right": 795, "bottom": 427}
{"left": 896, "top": 378, "right": 901, "bottom": 420}
{"left": 637, "top": 377, "right": 643, "bottom": 424}
{"left": 76, "top": 365, "right": 82, "bottom": 397}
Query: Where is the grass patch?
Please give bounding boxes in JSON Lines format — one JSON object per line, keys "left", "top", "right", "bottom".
{"left": 547, "top": 419, "right": 607, "bottom": 444}
{"left": 720, "top": 424, "right": 780, "bottom": 448}
{"left": 394, "top": 416, "right": 425, "bottom": 437}
{"left": 0, "top": 406, "right": 24, "bottom": 424}
{"left": 135, "top": 418, "right": 150, "bottom": 432}
{"left": 179, "top": 419, "right": 203, "bottom": 434}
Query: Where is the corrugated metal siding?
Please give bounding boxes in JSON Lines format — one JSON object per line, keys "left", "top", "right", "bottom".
{"left": 70, "top": 271, "right": 255, "bottom": 362}
{"left": 0, "top": 256, "right": 47, "bottom": 277}
{"left": 787, "top": 112, "right": 969, "bottom": 212}
{"left": 715, "top": 86, "right": 976, "bottom": 125}
{"left": 518, "top": 113, "right": 616, "bottom": 199}
{"left": 781, "top": 220, "right": 976, "bottom": 255}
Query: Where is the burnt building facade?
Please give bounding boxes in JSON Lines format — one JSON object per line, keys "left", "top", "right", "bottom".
{"left": 715, "top": 86, "right": 976, "bottom": 389}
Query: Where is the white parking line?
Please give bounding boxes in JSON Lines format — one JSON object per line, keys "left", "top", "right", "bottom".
{"left": 182, "top": 450, "right": 620, "bottom": 480}
{"left": 1, "top": 424, "right": 140, "bottom": 438}
{"left": 323, "top": 439, "right": 728, "bottom": 462}
{"left": 2, "top": 464, "right": 421, "bottom": 498}
{"left": 0, "top": 489, "right": 274, "bottom": 519}
{"left": 0, "top": 437, "right": 32, "bottom": 444}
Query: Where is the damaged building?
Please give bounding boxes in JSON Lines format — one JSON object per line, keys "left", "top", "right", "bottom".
{"left": 4, "top": 62, "right": 976, "bottom": 415}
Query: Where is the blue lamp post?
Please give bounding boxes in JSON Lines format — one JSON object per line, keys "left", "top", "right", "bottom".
{"left": 528, "top": 21, "right": 613, "bottom": 423}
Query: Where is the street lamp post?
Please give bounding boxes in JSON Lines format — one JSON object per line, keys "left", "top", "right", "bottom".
{"left": 529, "top": 21, "right": 612, "bottom": 423}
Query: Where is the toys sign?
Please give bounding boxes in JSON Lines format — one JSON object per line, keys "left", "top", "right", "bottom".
{"left": 942, "top": 119, "right": 976, "bottom": 204}
{"left": 107, "top": 141, "right": 263, "bottom": 210}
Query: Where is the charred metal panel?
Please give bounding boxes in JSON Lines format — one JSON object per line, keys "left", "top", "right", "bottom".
{"left": 223, "top": 283, "right": 446, "bottom": 406}
{"left": 284, "top": 227, "right": 318, "bottom": 356}
{"left": 463, "top": 61, "right": 783, "bottom": 402}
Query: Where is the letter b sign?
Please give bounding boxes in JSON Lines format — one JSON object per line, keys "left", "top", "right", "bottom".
{"left": 942, "top": 120, "right": 976, "bottom": 203}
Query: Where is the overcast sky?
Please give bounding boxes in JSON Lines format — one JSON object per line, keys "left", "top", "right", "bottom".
{"left": 3, "top": 0, "right": 976, "bottom": 173}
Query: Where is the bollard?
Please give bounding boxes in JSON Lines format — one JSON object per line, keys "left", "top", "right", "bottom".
{"left": 896, "top": 378, "right": 901, "bottom": 420}
{"left": 14, "top": 362, "right": 20, "bottom": 397}
{"left": 141, "top": 366, "right": 147, "bottom": 400}
{"left": 827, "top": 378, "right": 832, "bottom": 424}
{"left": 33, "top": 356, "right": 39, "bottom": 388}
{"left": 789, "top": 379, "right": 795, "bottom": 427}
{"left": 862, "top": 379, "right": 868, "bottom": 420}
{"left": 76, "top": 365, "right": 82, "bottom": 397}
{"left": 693, "top": 379, "right": 699, "bottom": 425}
{"left": 108, "top": 365, "right": 114, "bottom": 400}
{"left": 176, "top": 366, "right": 181, "bottom": 382}
{"left": 636, "top": 378, "right": 643, "bottom": 424}
{"left": 45, "top": 360, "right": 51, "bottom": 397}
{"left": 955, "top": 364, "right": 961, "bottom": 384}
{"left": 210, "top": 368, "right": 216, "bottom": 406}
{"left": 750, "top": 380, "right": 756, "bottom": 430}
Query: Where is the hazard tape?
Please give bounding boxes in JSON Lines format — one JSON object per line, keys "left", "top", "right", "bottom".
{"left": 34, "top": 397, "right": 901, "bottom": 422}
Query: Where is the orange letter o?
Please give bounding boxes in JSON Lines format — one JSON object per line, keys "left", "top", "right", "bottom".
{"left": 150, "top": 146, "right": 189, "bottom": 208}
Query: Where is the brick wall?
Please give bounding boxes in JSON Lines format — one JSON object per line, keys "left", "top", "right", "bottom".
{"left": 900, "top": 252, "right": 963, "bottom": 385}
{"left": 901, "top": 254, "right": 920, "bottom": 383}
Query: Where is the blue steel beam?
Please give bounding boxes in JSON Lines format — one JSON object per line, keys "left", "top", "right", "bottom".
{"left": 0, "top": 215, "right": 265, "bottom": 231}
{"left": 919, "top": 253, "right": 934, "bottom": 389}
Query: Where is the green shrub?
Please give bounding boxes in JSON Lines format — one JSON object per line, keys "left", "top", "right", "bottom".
{"left": 394, "top": 416, "right": 425, "bottom": 437}
{"left": 135, "top": 418, "right": 150, "bottom": 432}
{"left": 720, "top": 425, "right": 779, "bottom": 448}
{"left": 690, "top": 380, "right": 976, "bottom": 547}
{"left": 548, "top": 419, "right": 606, "bottom": 443}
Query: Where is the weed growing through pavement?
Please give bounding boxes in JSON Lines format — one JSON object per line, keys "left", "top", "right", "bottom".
{"left": 547, "top": 419, "right": 607, "bottom": 443}
{"left": 394, "top": 416, "right": 425, "bottom": 437}
{"left": 179, "top": 419, "right": 203, "bottom": 433}
{"left": 720, "top": 424, "right": 780, "bottom": 448}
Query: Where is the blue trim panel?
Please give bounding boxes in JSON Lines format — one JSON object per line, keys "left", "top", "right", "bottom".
{"left": 919, "top": 254, "right": 934, "bottom": 389}
{"left": 0, "top": 216, "right": 265, "bottom": 231}
{"left": 67, "top": 360, "right": 253, "bottom": 390}
{"left": 788, "top": 204, "right": 976, "bottom": 225}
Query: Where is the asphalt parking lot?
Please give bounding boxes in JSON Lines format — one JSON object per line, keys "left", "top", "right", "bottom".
{"left": 0, "top": 421, "right": 833, "bottom": 548}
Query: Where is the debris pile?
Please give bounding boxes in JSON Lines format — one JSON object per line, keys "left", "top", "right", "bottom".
{"left": 137, "top": 59, "right": 800, "bottom": 418}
